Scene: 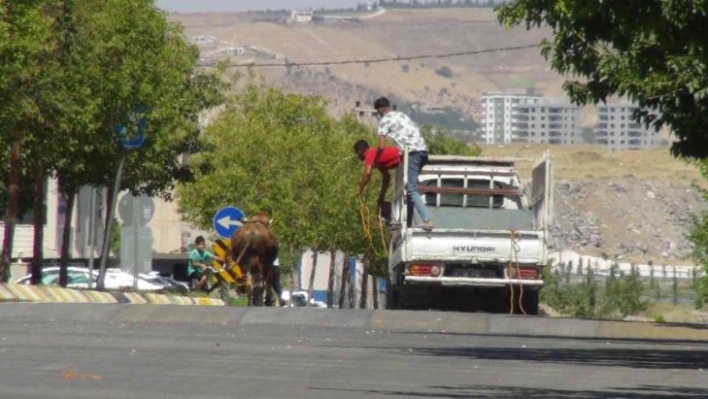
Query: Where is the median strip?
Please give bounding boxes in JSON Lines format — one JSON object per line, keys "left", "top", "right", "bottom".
{"left": 0, "top": 283, "right": 225, "bottom": 307}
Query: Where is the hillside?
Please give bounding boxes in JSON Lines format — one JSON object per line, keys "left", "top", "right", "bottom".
{"left": 171, "top": 8, "right": 558, "bottom": 125}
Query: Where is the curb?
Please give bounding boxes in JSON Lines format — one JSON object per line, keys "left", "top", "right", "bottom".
{"left": 1, "top": 304, "right": 703, "bottom": 342}
{"left": 0, "top": 283, "right": 225, "bottom": 307}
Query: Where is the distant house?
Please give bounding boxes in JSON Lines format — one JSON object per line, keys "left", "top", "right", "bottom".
{"left": 593, "top": 103, "right": 663, "bottom": 151}
{"left": 479, "top": 88, "right": 581, "bottom": 145}
{"left": 225, "top": 46, "right": 246, "bottom": 56}
{"left": 190, "top": 35, "right": 216, "bottom": 47}
{"left": 362, "top": 1, "right": 379, "bottom": 11}
{"left": 289, "top": 10, "right": 313, "bottom": 24}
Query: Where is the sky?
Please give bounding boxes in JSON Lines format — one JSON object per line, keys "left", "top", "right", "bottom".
{"left": 156, "top": 0, "right": 363, "bottom": 13}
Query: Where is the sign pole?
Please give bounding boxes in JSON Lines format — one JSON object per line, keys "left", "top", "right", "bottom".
{"left": 97, "top": 105, "right": 147, "bottom": 290}
{"left": 87, "top": 188, "right": 96, "bottom": 289}
{"left": 132, "top": 194, "right": 139, "bottom": 290}
{"left": 97, "top": 153, "right": 126, "bottom": 290}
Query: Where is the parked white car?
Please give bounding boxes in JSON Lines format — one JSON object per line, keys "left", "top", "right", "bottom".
{"left": 12, "top": 266, "right": 91, "bottom": 289}
{"left": 281, "top": 290, "right": 327, "bottom": 308}
{"left": 13, "top": 267, "right": 188, "bottom": 292}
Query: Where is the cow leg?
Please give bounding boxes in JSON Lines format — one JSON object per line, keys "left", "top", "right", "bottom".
{"left": 264, "top": 266, "right": 274, "bottom": 307}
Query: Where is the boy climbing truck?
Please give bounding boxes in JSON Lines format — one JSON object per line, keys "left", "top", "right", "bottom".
{"left": 354, "top": 139, "right": 400, "bottom": 213}
{"left": 384, "top": 148, "right": 553, "bottom": 315}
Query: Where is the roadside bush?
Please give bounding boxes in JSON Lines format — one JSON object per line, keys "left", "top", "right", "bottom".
{"left": 435, "top": 66, "right": 453, "bottom": 78}
{"left": 541, "top": 263, "right": 648, "bottom": 319}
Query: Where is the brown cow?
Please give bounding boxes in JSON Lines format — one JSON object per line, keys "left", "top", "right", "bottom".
{"left": 230, "top": 211, "right": 279, "bottom": 306}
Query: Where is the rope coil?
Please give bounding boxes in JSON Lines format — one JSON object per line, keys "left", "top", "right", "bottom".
{"left": 357, "top": 195, "right": 389, "bottom": 256}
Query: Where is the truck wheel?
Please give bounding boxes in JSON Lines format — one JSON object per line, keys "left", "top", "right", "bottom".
{"left": 385, "top": 279, "right": 398, "bottom": 310}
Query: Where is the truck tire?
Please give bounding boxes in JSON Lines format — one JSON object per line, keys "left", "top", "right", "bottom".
{"left": 520, "top": 290, "right": 539, "bottom": 316}
{"left": 385, "top": 278, "right": 399, "bottom": 310}
{"left": 500, "top": 288, "right": 539, "bottom": 316}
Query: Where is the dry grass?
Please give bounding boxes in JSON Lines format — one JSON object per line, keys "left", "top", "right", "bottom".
{"left": 643, "top": 302, "right": 708, "bottom": 324}
{"left": 479, "top": 144, "right": 706, "bottom": 187}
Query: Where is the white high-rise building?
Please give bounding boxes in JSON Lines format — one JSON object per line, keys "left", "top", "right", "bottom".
{"left": 479, "top": 89, "right": 580, "bottom": 145}
{"left": 511, "top": 97, "right": 580, "bottom": 145}
{"left": 594, "top": 103, "right": 663, "bottom": 150}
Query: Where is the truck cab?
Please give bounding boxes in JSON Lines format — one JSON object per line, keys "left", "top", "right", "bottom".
{"left": 386, "top": 149, "right": 553, "bottom": 314}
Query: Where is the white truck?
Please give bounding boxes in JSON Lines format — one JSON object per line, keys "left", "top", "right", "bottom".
{"left": 385, "top": 149, "right": 553, "bottom": 315}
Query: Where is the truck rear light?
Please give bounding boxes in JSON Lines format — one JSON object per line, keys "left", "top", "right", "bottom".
{"left": 408, "top": 264, "right": 440, "bottom": 276}
{"left": 508, "top": 267, "right": 539, "bottom": 280}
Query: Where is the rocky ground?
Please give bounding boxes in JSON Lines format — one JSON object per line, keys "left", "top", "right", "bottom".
{"left": 550, "top": 179, "right": 707, "bottom": 264}
{"left": 479, "top": 144, "right": 708, "bottom": 266}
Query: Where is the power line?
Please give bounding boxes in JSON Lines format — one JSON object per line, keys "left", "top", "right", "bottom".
{"left": 201, "top": 43, "right": 541, "bottom": 68}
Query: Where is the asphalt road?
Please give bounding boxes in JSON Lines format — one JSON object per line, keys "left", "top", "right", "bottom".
{"left": 0, "top": 304, "right": 707, "bottom": 398}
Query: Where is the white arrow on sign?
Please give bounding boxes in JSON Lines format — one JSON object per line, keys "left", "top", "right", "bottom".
{"left": 217, "top": 216, "right": 243, "bottom": 230}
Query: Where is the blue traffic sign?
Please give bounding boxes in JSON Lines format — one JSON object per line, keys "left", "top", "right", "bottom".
{"left": 213, "top": 206, "right": 245, "bottom": 238}
{"left": 115, "top": 106, "right": 147, "bottom": 149}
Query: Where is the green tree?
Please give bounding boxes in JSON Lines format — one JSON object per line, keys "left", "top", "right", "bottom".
{"left": 24, "top": 0, "right": 225, "bottom": 288}
{"left": 179, "top": 84, "right": 358, "bottom": 263}
{"left": 497, "top": 1, "right": 708, "bottom": 159}
{"left": 178, "top": 83, "right": 391, "bottom": 306}
{"left": 688, "top": 214, "right": 708, "bottom": 305}
{"left": 0, "top": 1, "right": 58, "bottom": 282}
{"left": 421, "top": 126, "right": 481, "bottom": 156}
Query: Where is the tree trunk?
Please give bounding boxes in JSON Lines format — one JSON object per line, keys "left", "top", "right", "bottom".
{"left": 306, "top": 250, "right": 318, "bottom": 305}
{"left": 99, "top": 184, "right": 114, "bottom": 261}
{"left": 58, "top": 190, "right": 76, "bottom": 287}
{"left": 359, "top": 257, "right": 369, "bottom": 309}
{"left": 98, "top": 154, "right": 125, "bottom": 290}
{"left": 338, "top": 254, "right": 349, "bottom": 309}
{"left": 289, "top": 268, "right": 296, "bottom": 293}
{"left": 326, "top": 249, "right": 336, "bottom": 308}
{"left": 288, "top": 246, "right": 298, "bottom": 292}
{"left": 371, "top": 275, "right": 379, "bottom": 309}
{"left": 30, "top": 160, "right": 45, "bottom": 285}
{"left": 0, "top": 136, "right": 22, "bottom": 283}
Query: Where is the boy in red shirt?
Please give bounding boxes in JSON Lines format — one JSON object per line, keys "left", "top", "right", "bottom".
{"left": 354, "top": 139, "right": 400, "bottom": 209}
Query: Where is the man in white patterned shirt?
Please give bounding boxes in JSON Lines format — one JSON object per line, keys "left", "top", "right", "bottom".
{"left": 373, "top": 97, "right": 433, "bottom": 230}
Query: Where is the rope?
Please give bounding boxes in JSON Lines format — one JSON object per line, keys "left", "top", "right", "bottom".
{"left": 508, "top": 229, "right": 526, "bottom": 315}
{"left": 377, "top": 206, "right": 388, "bottom": 254}
{"left": 357, "top": 194, "right": 389, "bottom": 256}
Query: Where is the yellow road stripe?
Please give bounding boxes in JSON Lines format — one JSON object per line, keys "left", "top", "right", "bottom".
{"left": 194, "top": 297, "right": 225, "bottom": 306}
{"left": 6, "top": 284, "right": 44, "bottom": 302}
{"left": 144, "top": 293, "right": 171, "bottom": 305}
{"left": 123, "top": 293, "right": 148, "bottom": 304}
{"left": 169, "top": 296, "right": 194, "bottom": 305}
{"left": 63, "top": 289, "right": 90, "bottom": 303}
{"left": 0, "top": 283, "right": 17, "bottom": 302}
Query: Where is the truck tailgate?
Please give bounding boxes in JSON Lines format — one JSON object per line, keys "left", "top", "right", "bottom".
{"left": 402, "top": 228, "right": 545, "bottom": 264}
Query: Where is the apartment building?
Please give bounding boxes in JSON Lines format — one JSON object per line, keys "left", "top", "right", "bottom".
{"left": 479, "top": 90, "right": 580, "bottom": 145}
{"left": 594, "top": 104, "right": 662, "bottom": 150}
